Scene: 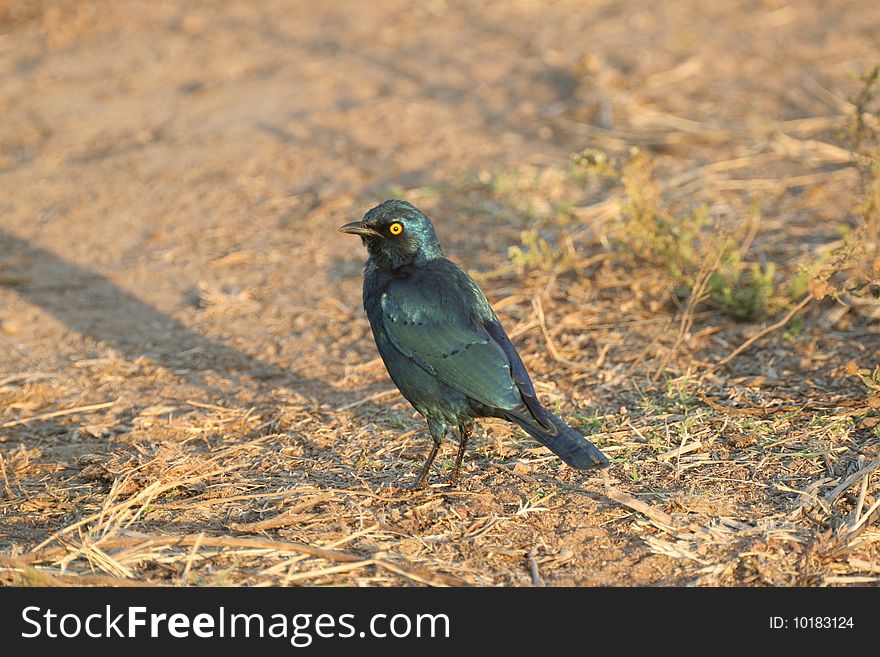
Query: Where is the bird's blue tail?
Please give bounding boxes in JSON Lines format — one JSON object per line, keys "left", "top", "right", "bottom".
{"left": 512, "top": 411, "right": 609, "bottom": 470}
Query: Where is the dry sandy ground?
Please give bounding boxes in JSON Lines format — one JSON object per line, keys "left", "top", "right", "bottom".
{"left": 1, "top": 0, "right": 879, "bottom": 586}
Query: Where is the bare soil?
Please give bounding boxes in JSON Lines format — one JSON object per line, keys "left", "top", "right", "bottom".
{"left": 1, "top": 0, "right": 879, "bottom": 586}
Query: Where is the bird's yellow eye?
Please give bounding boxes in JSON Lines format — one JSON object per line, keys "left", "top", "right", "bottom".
{"left": 388, "top": 222, "right": 404, "bottom": 236}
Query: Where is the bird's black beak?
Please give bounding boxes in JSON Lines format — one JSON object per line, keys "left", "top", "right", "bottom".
{"left": 338, "top": 221, "right": 382, "bottom": 238}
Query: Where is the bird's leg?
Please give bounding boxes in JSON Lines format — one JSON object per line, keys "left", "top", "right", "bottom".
{"left": 449, "top": 421, "right": 473, "bottom": 486}
{"left": 412, "top": 443, "right": 440, "bottom": 490}
{"left": 411, "top": 419, "right": 446, "bottom": 490}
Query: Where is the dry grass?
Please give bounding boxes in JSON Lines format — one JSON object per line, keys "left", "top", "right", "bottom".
{"left": 1, "top": 0, "right": 879, "bottom": 587}
{"left": 1, "top": 379, "right": 877, "bottom": 585}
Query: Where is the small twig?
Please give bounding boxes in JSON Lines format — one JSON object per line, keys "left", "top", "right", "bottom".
{"left": 282, "top": 560, "right": 375, "bottom": 583}
{"left": 604, "top": 484, "right": 677, "bottom": 529}
{"left": 848, "top": 558, "right": 880, "bottom": 574}
{"left": 0, "top": 452, "right": 13, "bottom": 499}
{"left": 0, "top": 562, "right": 158, "bottom": 587}
{"left": 823, "top": 575, "right": 880, "bottom": 585}
{"left": 526, "top": 548, "right": 544, "bottom": 587}
{"left": 697, "top": 391, "right": 801, "bottom": 416}
{"left": 1, "top": 400, "right": 117, "bottom": 429}
{"left": 855, "top": 466, "right": 869, "bottom": 525}
{"left": 848, "top": 499, "right": 880, "bottom": 534}
{"left": 180, "top": 532, "right": 204, "bottom": 583}
{"left": 374, "top": 559, "right": 468, "bottom": 587}
{"left": 184, "top": 399, "right": 235, "bottom": 412}
{"left": 28, "top": 533, "right": 367, "bottom": 565}
{"left": 531, "top": 296, "right": 591, "bottom": 371}
{"left": 783, "top": 478, "right": 835, "bottom": 518}
{"left": 653, "top": 245, "right": 725, "bottom": 380}
{"left": 715, "top": 294, "right": 813, "bottom": 368}
{"left": 823, "top": 457, "right": 880, "bottom": 506}
{"left": 335, "top": 389, "right": 399, "bottom": 412}
{"left": 533, "top": 295, "right": 564, "bottom": 362}
{"left": 228, "top": 494, "right": 334, "bottom": 533}
{"left": 714, "top": 170, "right": 856, "bottom": 191}
{"left": 150, "top": 488, "right": 307, "bottom": 511}
{"left": 656, "top": 440, "right": 703, "bottom": 462}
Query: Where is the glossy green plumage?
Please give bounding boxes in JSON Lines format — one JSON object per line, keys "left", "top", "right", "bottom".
{"left": 380, "top": 266, "right": 520, "bottom": 413}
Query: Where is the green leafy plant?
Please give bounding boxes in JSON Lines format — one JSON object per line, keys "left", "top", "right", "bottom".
{"left": 508, "top": 228, "right": 576, "bottom": 275}
{"left": 572, "top": 147, "right": 777, "bottom": 319}
{"left": 708, "top": 255, "right": 776, "bottom": 320}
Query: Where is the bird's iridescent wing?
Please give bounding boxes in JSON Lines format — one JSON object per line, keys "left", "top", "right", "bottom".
{"left": 379, "top": 270, "right": 523, "bottom": 413}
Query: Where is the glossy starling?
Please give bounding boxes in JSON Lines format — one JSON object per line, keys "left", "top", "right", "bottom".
{"left": 340, "top": 200, "right": 609, "bottom": 487}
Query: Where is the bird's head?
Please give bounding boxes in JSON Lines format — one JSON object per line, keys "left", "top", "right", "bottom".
{"left": 338, "top": 199, "right": 443, "bottom": 269}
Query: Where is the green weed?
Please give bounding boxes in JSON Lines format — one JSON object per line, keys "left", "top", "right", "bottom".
{"left": 572, "top": 148, "right": 777, "bottom": 319}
